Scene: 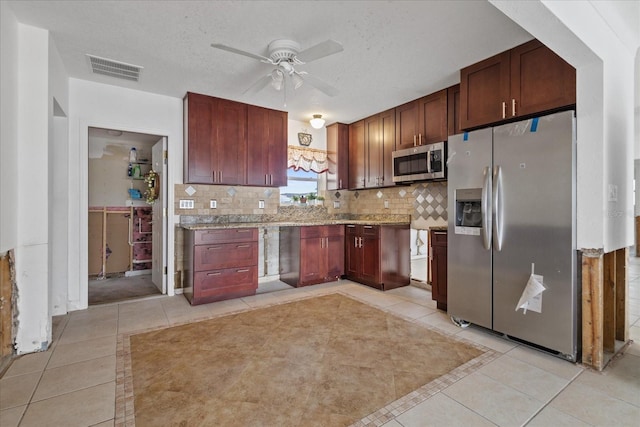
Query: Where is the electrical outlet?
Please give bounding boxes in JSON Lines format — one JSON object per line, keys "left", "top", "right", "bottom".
{"left": 179, "top": 199, "right": 194, "bottom": 209}
{"left": 210, "top": 200, "right": 217, "bottom": 209}
{"left": 384, "top": 200, "right": 389, "bottom": 209}
{"left": 258, "top": 200, "right": 265, "bottom": 209}
{"left": 333, "top": 201, "right": 340, "bottom": 209}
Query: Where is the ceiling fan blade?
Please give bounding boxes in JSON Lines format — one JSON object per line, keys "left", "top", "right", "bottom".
{"left": 211, "top": 43, "right": 272, "bottom": 63}
{"left": 243, "top": 74, "right": 273, "bottom": 95}
{"left": 301, "top": 73, "right": 340, "bottom": 97}
{"left": 296, "top": 39, "right": 344, "bottom": 63}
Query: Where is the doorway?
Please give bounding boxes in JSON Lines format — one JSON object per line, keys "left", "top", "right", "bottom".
{"left": 87, "top": 127, "right": 167, "bottom": 305}
{"left": 410, "top": 228, "right": 428, "bottom": 285}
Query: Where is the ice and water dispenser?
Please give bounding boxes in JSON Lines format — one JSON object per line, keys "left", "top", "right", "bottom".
{"left": 454, "top": 188, "right": 482, "bottom": 235}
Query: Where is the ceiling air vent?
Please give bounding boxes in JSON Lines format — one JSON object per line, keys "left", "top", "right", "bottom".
{"left": 86, "top": 54, "right": 143, "bottom": 82}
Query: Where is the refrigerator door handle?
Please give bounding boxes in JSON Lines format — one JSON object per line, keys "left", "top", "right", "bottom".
{"left": 481, "top": 166, "right": 492, "bottom": 250}
{"left": 492, "top": 165, "right": 504, "bottom": 251}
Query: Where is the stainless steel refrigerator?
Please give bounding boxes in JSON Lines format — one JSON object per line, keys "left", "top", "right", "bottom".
{"left": 447, "top": 110, "right": 578, "bottom": 361}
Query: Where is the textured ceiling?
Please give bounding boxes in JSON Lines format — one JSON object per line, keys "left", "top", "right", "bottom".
{"left": 8, "top": 0, "right": 533, "bottom": 124}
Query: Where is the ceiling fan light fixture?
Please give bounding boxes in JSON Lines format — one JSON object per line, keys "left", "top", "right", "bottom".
{"left": 271, "top": 69, "right": 284, "bottom": 90}
{"left": 310, "top": 114, "right": 325, "bottom": 129}
{"left": 292, "top": 73, "right": 304, "bottom": 90}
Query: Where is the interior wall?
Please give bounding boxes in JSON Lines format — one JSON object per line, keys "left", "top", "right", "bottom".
{"left": 288, "top": 119, "right": 326, "bottom": 150}
{"left": 491, "top": 0, "right": 637, "bottom": 252}
{"left": 88, "top": 137, "right": 154, "bottom": 207}
{"left": 15, "top": 23, "right": 50, "bottom": 354}
{"left": 0, "top": 2, "right": 19, "bottom": 254}
{"left": 68, "top": 78, "right": 182, "bottom": 311}
{"left": 48, "top": 36, "right": 69, "bottom": 317}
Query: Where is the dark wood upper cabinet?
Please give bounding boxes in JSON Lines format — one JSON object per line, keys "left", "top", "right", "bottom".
{"left": 447, "top": 84, "right": 461, "bottom": 137}
{"left": 395, "top": 90, "right": 448, "bottom": 150}
{"left": 460, "top": 39, "right": 575, "bottom": 130}
{"left": 510, "top": 39, "right": 576, "bottom": 118}
{"left": 348, "top": 120, "right": 366, "bottom": 190}
{"left": 246, "top": 105, "right": 287, "bottom": 187}
{"left": 184, "top": 92, "right": 247, "bottom": 185}
{"left": 326, "top": 123, "right": 349, "bottom": 191}
{"left": 184, "top": 92, "right": 288, "bottom": 187}
{"left": 356, "top": 108, "right": 395, "bottom": 190}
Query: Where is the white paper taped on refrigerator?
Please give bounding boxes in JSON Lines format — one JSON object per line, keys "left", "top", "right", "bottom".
{"left": 516, "top": 273, "right": 545, "bottom": 314}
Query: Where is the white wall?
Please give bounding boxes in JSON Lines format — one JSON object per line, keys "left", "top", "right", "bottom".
{"left": 491, "top": 0, "right": 638, "bottom": 252}
{"left": 288, "top": 119, "right": 327, "bottom": 151}
{"left": 15, "top": 23, "right": 51, "bottom": 353}
{"left": 68, "top": 79, "right": 182, "bottom": 311}
{"left": 0, "top": 2, "right": 19, "bottom": 254}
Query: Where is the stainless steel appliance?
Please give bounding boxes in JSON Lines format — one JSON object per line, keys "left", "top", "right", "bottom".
{"left": 392, "top": 141, "right": 446, "bottom": 183}
{"left": 447, "top": 110, "right": 578, "bottom": 361}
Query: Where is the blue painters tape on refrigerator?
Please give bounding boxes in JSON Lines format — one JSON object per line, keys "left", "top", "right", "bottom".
{"left": 530, "top": 117, "right": 539, "bottom": 132}
{"left": 463, "top": 132, "right": 469, "bottom": 141}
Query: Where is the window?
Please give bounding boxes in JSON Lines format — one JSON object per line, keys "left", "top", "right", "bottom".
{"left": 280, "top": 168, "right": 318, "bottom": 204}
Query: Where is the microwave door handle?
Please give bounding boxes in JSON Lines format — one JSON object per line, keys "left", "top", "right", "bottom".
{"left": 426, "top": 147, "right": 432, "bottom": 174}
{"left": 481, "top": 166, "right": 492, "bottom": 250}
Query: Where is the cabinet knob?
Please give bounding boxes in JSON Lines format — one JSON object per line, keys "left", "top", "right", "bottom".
{"left": 502, "top": 102, "right": 506, "bottom": 119}
{"left": 511, "top": 99, "right": 516, "bottom": 117}
{"left": 413, "top": 135, "right": 417, "bottom": 147}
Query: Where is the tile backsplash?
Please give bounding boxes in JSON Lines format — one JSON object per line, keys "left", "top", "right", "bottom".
{"left": 175, "top": 181, "right": 448, "bottom": 228}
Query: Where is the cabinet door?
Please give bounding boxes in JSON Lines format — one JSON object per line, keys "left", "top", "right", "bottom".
{"left": 299, "top": 237, "right": 325, "bottom": 285}
{"left": 460, "top": 51, "right": 510, "bottom": 130}
{"left": 185, "top": 93, "right": 215, "bottom": 184}
{"left": 420, "top": 90, "right": 448, "bottom": 144}
{"left": 348, "top": 120, "right": 366, "bottom": 189}
{"left": 345, "top": 228, "right": 360, "bottom": 278}
{"left": 246, "top": 106, "right": 287, "bottom": 187}
{"left": 360, "top": 236, "right": 381, "bottom": 284}
{"left": 326, "top": 234, "right": 345, "bottom": 280}
{"left": 379, "top": 108, "right": 395, "bottom": 187}
{"left": 395, "top": 100, "right": 420, "bottom": 150}
{"left": 326, "top": 123, "right": 349, "bottom": 191}
{"left": 215, "top": 98, "right": 247, "bottom": 185}
{"left": 510, "top": 39, "right": 576, "bottom": 118}
{"left": 364, "top": 114, "right": 381, "bottom": 188}
{"left": 447, "top": 84, "right": 461, "bottom": 137}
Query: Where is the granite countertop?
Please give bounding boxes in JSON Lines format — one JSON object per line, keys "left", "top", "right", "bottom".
{"left": 181, "top": 219, "right": 410, "bottom": 230}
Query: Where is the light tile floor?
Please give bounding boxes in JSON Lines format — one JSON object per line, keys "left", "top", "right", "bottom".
{"left": 1, "top": 259, "right": 639, "bottom": 427}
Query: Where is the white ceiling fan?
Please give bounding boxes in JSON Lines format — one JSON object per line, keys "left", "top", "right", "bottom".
{"left": 211, "top": 39, "right": 343, "bottom": 98}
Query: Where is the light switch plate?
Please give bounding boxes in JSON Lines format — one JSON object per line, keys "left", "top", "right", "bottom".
{"left": 258, "top": 200, "right": 265, "bottom": 209}
{"left": 210, "top": 200, "right": 217, "bottom": 209}
{"left": 384, "top": 200, "right": 389, "bottom": 209}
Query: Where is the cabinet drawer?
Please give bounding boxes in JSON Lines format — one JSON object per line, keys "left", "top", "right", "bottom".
{"left": 193, "top": 228, "right": 257, "bottom": 245}
{"left": 300, "top": 226, "right": 323, "bottom": 239}
{"left": 345, "top": 224, "right": 358, "bottom": 235}
{"left": 431, "top": 230, "right": 448, "bottom": 245}
{"left": 194, "top": 242, "right": 257, "bottom": 271}
{"left": 361, "top": 225, "right": 380, "bottom": 238}
{"left": 325, "top": 224, "right": 345, "bottom": 237}
{"left": 193, "top": 266, "right": 257, "bottom": 298}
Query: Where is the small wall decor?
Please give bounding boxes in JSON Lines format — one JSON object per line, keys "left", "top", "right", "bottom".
{"left": 297, "top": 132, "right": 312, "bottom": 146}
{"left": 143, "top": 170, "right": 160, "bottom": 204}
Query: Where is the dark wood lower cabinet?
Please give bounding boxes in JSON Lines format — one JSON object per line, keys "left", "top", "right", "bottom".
{"left": 429, "top": 228, "right": 448, "bottom": 311}
{"left": 345, "top": 224, "right": 410, "bottom": 291}
{"left": 184, "top": 228, "right": 258, "bottom": 305}
{"left": 279, "top": 225, "right": 345, "bottom": 287}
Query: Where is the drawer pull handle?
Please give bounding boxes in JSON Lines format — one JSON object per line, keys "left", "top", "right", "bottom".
{"left": 364, "top": 225, "right": 373, "bottom": 229}
{"left": 236, "top": 244, "right": 250, "bottom": 248}
{"left": 207, "top": 246, "right": 222, "bottom": 250}
{"left": 347, "top": 225, "right": 356, "bottom": 228}
{"left": 236, "top": 229, "right": 252, "bottom": 233}
{"left": 236, "top": 269, "right": 250, "bottom": 273}
{"left": 207, "top": 272, "right": 222, "bottom": 276}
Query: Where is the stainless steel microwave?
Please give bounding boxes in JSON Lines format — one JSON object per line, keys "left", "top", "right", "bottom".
{"left": 392, "top": 141, "right": 447, "bottom": 183}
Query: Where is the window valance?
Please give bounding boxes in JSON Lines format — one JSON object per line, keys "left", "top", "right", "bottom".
{"left": 287, "top": 146, "right": 328, "bottom": 173}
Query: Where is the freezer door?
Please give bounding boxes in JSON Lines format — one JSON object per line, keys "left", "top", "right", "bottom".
{"left": 492, "top": 111, "right": 577, "bottom": 358}
{"left": 447, "top": 128, "right": 493, "bottom": 329}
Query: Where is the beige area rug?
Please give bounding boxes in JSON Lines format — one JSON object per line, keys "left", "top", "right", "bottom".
{"left": 117, "top": 293, "right": 496, "bottom": 426}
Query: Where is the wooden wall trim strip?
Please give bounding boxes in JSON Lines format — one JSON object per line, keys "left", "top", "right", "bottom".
{"left": 581, "top": 249, "right": 603, "bottom": 370}
{"left": 603, "top": 251, "right": 616, "bottom": 353}
{"left": 615, "top": 247, "right": 628, "bottom": 342}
